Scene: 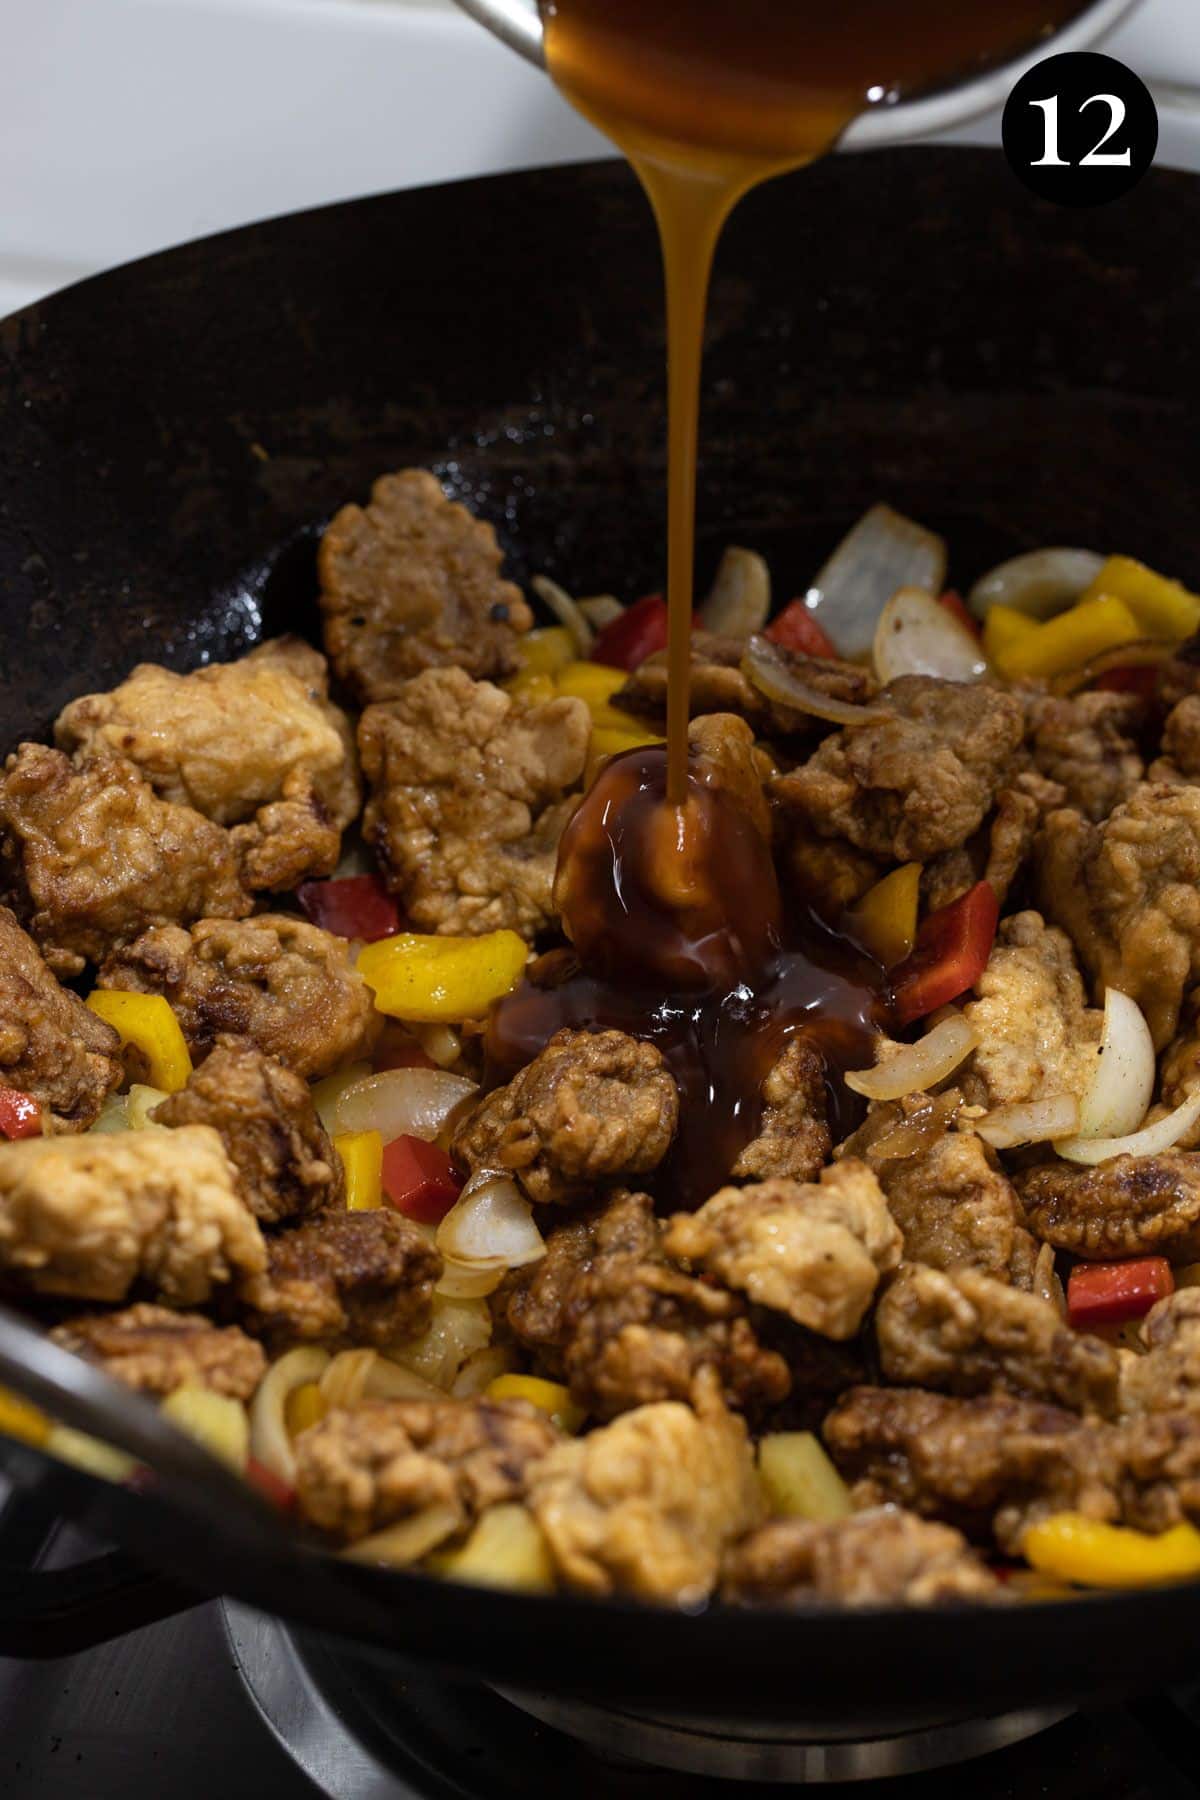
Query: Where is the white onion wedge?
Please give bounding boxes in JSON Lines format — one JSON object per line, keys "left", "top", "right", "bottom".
{"left": 311, "top": 1062, "right": 372, "bottom": 1136}
{"left": 741, "top": 635, "right": 892, "bottom": 727}
{"left": 845, "top": 1015, "right": 977, "bottom": 1101}
{"left": 437, "top": 1171, "right": 546, "bottom": 1270}
{"left": 977, "top": 1094, "right": 1080, "bottom": 1149}
{"left": 700, "top": 546, "right": 771, "bottom": 638}
{"left": 342, "top": 1501, "right": 462, "bottom": 1567}
{"left": 967, "top": 548, "right": 1104, "bottom": 621}
{"left": 1056, "top": 1092, "right": 1200, "bottom": 1165}
{"left": 578, "top": 594, "right": 624, "bottom": 628}
{"left": 531, "top": 574, "right": 594, "bottom": 656}
{"left": 804, "top": 504, "right": 946, "bottom": 658}
{"left": 436, "top": 1258, "right": 508, "bottom": 1299}
{"left": 452, "top": 1345, "right": 514, "bottom": 1397}
{"left": 320, "top": 1348, "right": 444, "bottom": 1409}
{"left": 392, "top": 1297, "right": 492, "bottom": 1389}
{"left": 1075, "top": 990, "right": 1156, "bottom": 1141}
{"left": 873, "top": 586, "right": 989, "bottom": 684}
{"left": 333, "top": 1069, "right": 477, "bottom": 1143}
{"left": 411, "top": 1023, "right": 463, "bottom": 1070}
{"left": 249, "top": 1346, "right": 330, "bottom": 1487}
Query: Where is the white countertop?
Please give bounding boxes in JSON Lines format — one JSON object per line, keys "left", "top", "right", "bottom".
{"left": 3, "top": 0, "right": 1199, "bottom": 316}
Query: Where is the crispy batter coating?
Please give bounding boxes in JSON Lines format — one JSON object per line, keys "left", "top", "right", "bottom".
{"left": 318, "top": 469, "right": 533, "bottom": 703}
{"left": 962, "top": 911, "right": 1103, "bottom": 1109}
{"left": 1037, "top": 783, "right": 1200, "bottom": 1048}
{"left": 876, "top": 1264, "right": 1120, "bottom": 1417}
{"left": 99, "top": 914, "right": 380, "bottom": 1081}
{"left": 227, "top": 769, "right": 341, "bottom": 893}
{"left": 51, "top": 1302, "right": 265, "bottom": 1399}
{"left": 0, "top": 1125, "right": 264, "bottom": 1305}
{"left": 663, "top": 1163, "right": 902, "bottom": 1341}
{"left": 615, "top": 633, "right": 874, "bottom": 741}
{"left": 237, "top": 1207, "right": 441, "bottom": 1348}
{"left": 293, "top": 1395, "right": 557, "bottom": 1541}
{"left": 0, "top": 744, "right": 251, "bottom": 976}
{"left": 0, "top": 904, "right": 121, "bottom": 1128}
{"left": 686, "top": 712, "right": 775, "bottom": 842}
{"left": 729, "top": 1036, "right": 831, "bottom": 1184}
{"left": 359, "top": 667, "right": 589, "bottom": 939}
{"left": 1121, "top": 1289, "right": 1200, "bottom": 1417}
{"left": 527, "top": 1375, "right": 764, "bottom": 1603}
{"left": 452, "top": 1029, "right": 678, "bottom": 1207}
{"left": 153, "top": 1036, "right": 342, "bottom": 1223}
{"left": 1025, "top": 690, "right": 1145, "bottom": 821}
{"left": 1017, "top": 1153, "right": 1200, "bottom": 1262}
{"left": 722, "top": 1508, "right": 1000, "bottom": 1606}
{"left": 1154, "top": 696, "right": 1200, "bottom": 783}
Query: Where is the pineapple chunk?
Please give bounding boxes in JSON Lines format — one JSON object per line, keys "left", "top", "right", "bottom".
{"left": 758, "top": 1432, "right": 852, "bottom": 1522}
{"left": 161, "top": 1384, "right": 249, "bottom": 1472}
{"left": 430, "top": 1503, "right": 555, "bottom": 1593}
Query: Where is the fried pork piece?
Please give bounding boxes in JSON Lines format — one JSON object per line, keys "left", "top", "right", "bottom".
{"left": 227, "top": 769, "right": 341, "bottom": 893}
{"left": 1121, "top": 1289, "right": 1200, "bottom": 1417}
{"left": 1157, "top": 995, "right": 1200, "bottom": 1149}
{"left": 359, "top": 667, "right": 589, "bottom": 939}
{"left": 237, "top": 1207, "right": 441, "bottom": 1348}
{"left": 451, "top": 1029, "right": 678, "bottom": 1207}
{"left": 771, "top": 676, "right": 1025, "bottom": 863}
{"left": 99, "top": 914, "right": 380, "bottom": 1081}
{"left": 54, "top": 636, "right": 360, "bottom": 832}
{"left": 1153, "top": 696, "right": 1200, "bottom": 784}
{"left": 663, "top": 1162, "right": 902, "bottom": 1341}
{"left": 781, "top": 821, "right": 881, "bottom": 914}
{"left": 1037, "top": 783, "right": 1200, "bottom": 1049}
{"left": 922, "top": 777, "right": 1056, "bottom": 913}
{"left": 615, "top": 632, "right": 875, "bottom": 740}
{"left": 502, "top": 1188, "right": 790, "bottom": 1419}
{"left": 0, "top": 904, "right": 121, "bottom": 1129}
{"left": 1024, "top": 689, "right": 1146, "bottom": 821}
{"left": 526, "top": 1374, "right": 764, "bottom": 1604}
{"left": 51, "top": 1303, "right": 265, "bottom": 1399}
{"left": 729, "top": 1037, "right": 831, "bottom": 1184}
{"left": 0, "top": 744, "right": 251, "bottom": 977}
{"left": 876, "top": 1264, "right": 1120, "bottom": 1417}
{"left": 1016, "top": 1152, "right": 1200, "bottom": 1261}
{"left": 846, "top": 1101, "right": 1040, "bottom": 1287}
{"left": 722, "top": 1508, "right": 1000, "bottom": 1606}
{"left": 318, "top": 469, "right": 533, "bottom": 703}
{"left": 293, "top": 1396, "right": 557, "bottom": 1542}
{"left": 153, "top": 1036, "right": 342, "bottom": 1223}
{"left": 687, "top": 712, "right": 775, "bottom": 841}
{"left": 962, "top": 911, "right": 1103, "bottom": 1110}
{"left": 0, "top": 1125, "right": 264, "bottom": 1305}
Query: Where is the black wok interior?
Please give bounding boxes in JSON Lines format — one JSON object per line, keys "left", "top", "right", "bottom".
{"left": 2, "top": 147, "right": 1200, "bottom": 1719}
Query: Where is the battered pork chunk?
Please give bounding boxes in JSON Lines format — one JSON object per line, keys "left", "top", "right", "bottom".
{"left": 1024, "top": 690, "right": 1146, "bottom": 821}
{"left": 0, "top": 904, "right": 121, "bottom": 1129}
{"left": 962, "top": 911, "right": 1103, "bottom": 1109}
{"left": 1122, "top": 1289, "right": 1200, "bottom": 1417}
{"left": 226, "top": 770, "right": 342, "bottom": 894}
{"left": 1154, "top": 696, "right": 1200, "bottom": 783}
{"left": 99, "top": 914, "right": 380, "bottom": 1081}
{"left": 451, "top": 1029, "right": 679, "bottom": 1206}
{"left": 876, "top": 1264, "right": 1120, "bottom": 1417}
{"left": 0, "top": 1125, "right": 264, "bottom": 1306}
{"left": 722, "top": 1509, "right": 1000, "bottom": 1606}
{"left": 237, "top": 1208, "right": 441, "bottom": 1349}
{"left": 318, "top": 469, "right": 534, "bottom": 703}
{"left": 51, "top": 1303, "right": 265, "bottom": 1400}
{"left": 526, "top": 1374, "right": 764, "bottom": 1604}
{"left": 729, "top": 1037, "right": 831, "bottom": 1184}
{"left": 502, "top": 1188, "right": 790, "bottom": 1419}
{"left": 1156, "top": 994, "right": 1200, "bottom": 1149}
{"left": 153, "top": 1036, "right": 342, "bottom": 1223}
{"left": 293, "top": 1395, "right": 557, "bottom": 1542}
{"left": 687, "top": 712, "right": 775, "bottom": 841}
{"left": 1017, "top": 1152, "right": 1200, "bottom": 1261}
{"left": 663, "top": 1163, "right": 902, "bottom": 1341}
{"left": 615, "top": 634, "right": 875, "bottom": 741}
{"left": 771, "top": 676, "right": 1025, "bottom": 863}
{"left": 0, "top": 744, "right": 251, "bottom": 976}
{"left": 1037, "top": 782, "right": 1200, "bottom": 1048}
{"left": 359, "top": 667, "right": 590, "bottom": 939}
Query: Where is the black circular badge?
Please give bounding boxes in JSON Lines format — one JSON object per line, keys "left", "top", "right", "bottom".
{"left": 1002, "top": 51, "right": 1158, "bottom": 206}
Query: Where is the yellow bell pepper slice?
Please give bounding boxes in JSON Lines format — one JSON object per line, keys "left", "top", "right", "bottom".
{"left": 0, "top": 1384, "right": 51, "bottom": 1448}
{"left": 1080, "top": 555, "right": 1200, "bottom": 642}
{"left": 1023, "top": 1513, "right": 1200, "bottom": 1588}
{"left": 285, "top": 1380, "right": 328, "bottom": 1437}
{"left": 161, "top": 1385, "right": 249, "bottom": 1472}
{"left": 358, "top": 931, "right": 527, "bottom": 1023}
{"left": 486, "top": 1373, "right": 584, "bottom": 1434}
{"left": 992, "top": 595, "right": 1140, "bottom": 681}
{"left": 849, "top": 863, "right": 921, "bottom": 969}
{"left": 982, "top": 603, "right": 1038, "bottom": 664}
{"left": 503, "top": 669, "right": 559, "bottom": 707}
{"left": 758, "top": 1431, "right": 852, "bottom": 1522}
{"left": 334, "top": 1129, "right": 383, "bottom": 1211}
{"left": 515, "top": 625, "right": 576, "bottom": 676}
{"left": 556, "top": 660, "right": 644, "bottom": 730}
{"left": 85, "top": 990, "right": 193, "bottom": 1093}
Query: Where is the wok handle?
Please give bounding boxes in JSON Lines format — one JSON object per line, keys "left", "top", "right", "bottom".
{"left": 0, "top": 1545, "right": 204, "bottom": 1658}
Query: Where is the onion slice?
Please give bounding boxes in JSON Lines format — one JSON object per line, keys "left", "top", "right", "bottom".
{"left": 436, "top": 1171, "right": 546, "bottom": 1270}
{"left": 741, "top": 635, "right": 893, "bottom": 727}
{"left": 804, "top": 504, "right": 946, "bottom": 659}
{"left": 531, "top": 574, "right": 594, "bottom": 656}
{"left": 700, "top": 546, "right": 771, "bottom": 638}
{"left": 967, "top": 548, "right": 1104, "bottom": 621}
{"left": 1056, "top": 1092, "right": 1200, "bottom": 1165}
{"left": 1050, "top": 638, "right": 1169, "bottom": 697}
{"left": 1075, "top": 990, "right": 1156, "bottom": 1141}
{"left": 873, "top": 586, "right": 989, "bottom": 684}
{"left": 976, "top": 1094, "right": 1080, "bottom": 1150}
{"left": 342, "top": 1501, "right": 462, "bottom": 1567}
{"left": 249, "top": 1346, "right": 331, "bottom": 1487}
{"left": 578, "top": 595, "right": 624, "bottom": 629}
{"left": 333, "top": 1068, "right": 477, "bottom": 1142}
{"left": 436, "top": 1258, "right": 509, "bottom": 1299}
{"left": 845, "top": 1014, "right": 978, "bottom": 1101}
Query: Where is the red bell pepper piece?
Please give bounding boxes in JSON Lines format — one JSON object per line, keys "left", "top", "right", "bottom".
{"left": 764, "top": 599, "right": 840, "bottom": 659}
{"left": 1067, "top": 1257, "right": 1175, "bottom": 1330}
{"left": 246, "top": 1456, "right": 296, "bottom": 1512}
{"left": 297, "top": 874, "right": 401, "bottom": 942}
{"left": 0, "top": 1086, "right": 42, "bottom": 1139}
{"left": 889, "top": 879, "right": 1000, "bottom": 1026}
{"left": 1093, "top": 666, "right": 1160, "bottom": 700}
{"left": 381, "top": 1135, "right": 463, "bottom": 1224}
{"left": 938, "top": 590, "right": 982, "bottom": 640}
{"left": 590, "top": 593, "right": 671, "bottom": 670}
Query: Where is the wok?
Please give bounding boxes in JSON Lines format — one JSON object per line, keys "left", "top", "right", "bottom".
{"left": 1, "top": 147, "right": 1199, "bottom": 1728}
